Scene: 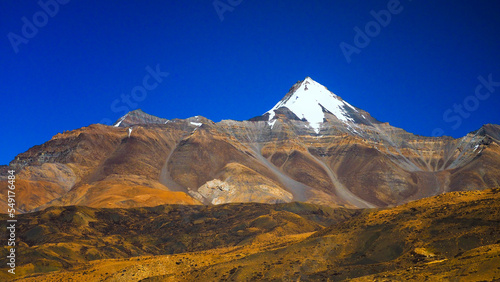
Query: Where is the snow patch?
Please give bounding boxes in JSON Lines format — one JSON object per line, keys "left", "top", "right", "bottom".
{"left": 190, "top": 122, "right": 202, "bottom": 127}
{"left": 265, "top": 77, "right": 356, "bottom": 132}
{"left": 268, "top": 120, "right": 277, "bottom": 129}
{"left": 114, "top": 114, "right": 128, "bottom": 127}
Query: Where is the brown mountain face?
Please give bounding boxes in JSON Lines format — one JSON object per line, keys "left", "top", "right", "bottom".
{"left": 3, "top": 78, "right": 500, "bottom": 211}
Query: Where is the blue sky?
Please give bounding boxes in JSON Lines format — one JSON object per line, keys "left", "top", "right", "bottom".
{"left": 1, "top": 0, "right": 499, "bottom": 165}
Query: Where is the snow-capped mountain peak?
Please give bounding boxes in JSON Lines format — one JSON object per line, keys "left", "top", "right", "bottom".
{"left": 265, "top": 77, "right": 359, "bottom": 133}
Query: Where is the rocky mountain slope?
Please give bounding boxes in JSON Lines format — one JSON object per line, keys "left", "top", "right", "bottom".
{"left": 3, "top": 77, "right": 500, "bottom": 211}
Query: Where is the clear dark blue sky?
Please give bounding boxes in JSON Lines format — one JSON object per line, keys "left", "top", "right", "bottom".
{"left": 1, "top": 1, "right": 500, "bottom": 165}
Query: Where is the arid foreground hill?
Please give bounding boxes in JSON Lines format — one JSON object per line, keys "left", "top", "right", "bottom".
{"left": 1, "top": 188, "right": 499, "bottom": 281}
{"left": 2, "top": 77, "right": 500, "bottom": 212}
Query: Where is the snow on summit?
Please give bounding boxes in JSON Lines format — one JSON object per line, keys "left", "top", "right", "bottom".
{"left": 266, "top": 77, "right": 358, "bottom": 133}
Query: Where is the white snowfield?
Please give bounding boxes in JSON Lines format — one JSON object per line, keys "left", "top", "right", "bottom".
{"left": 266, "top": 77, "right": 358, "bottom": 133}
{"left": 190, "top": 122, "right": 202, "bottom": 127}
{"left": 114, "top": 113, "right": 129, "bottom": 127}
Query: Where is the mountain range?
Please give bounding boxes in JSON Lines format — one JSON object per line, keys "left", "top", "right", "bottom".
{"left": 2, "top": 77, "right": 500, "bottom": 281}
{"left": 2, "top": 77, "right": 500, "bottom": 213}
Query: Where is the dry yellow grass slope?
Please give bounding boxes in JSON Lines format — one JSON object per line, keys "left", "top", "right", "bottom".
{"left": 1, "top": 188, "right": 499, "bottom": 281}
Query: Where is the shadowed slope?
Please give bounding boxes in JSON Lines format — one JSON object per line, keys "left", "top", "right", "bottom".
{"left": 0, "top": 202, "right": 357, "bottom": 280}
